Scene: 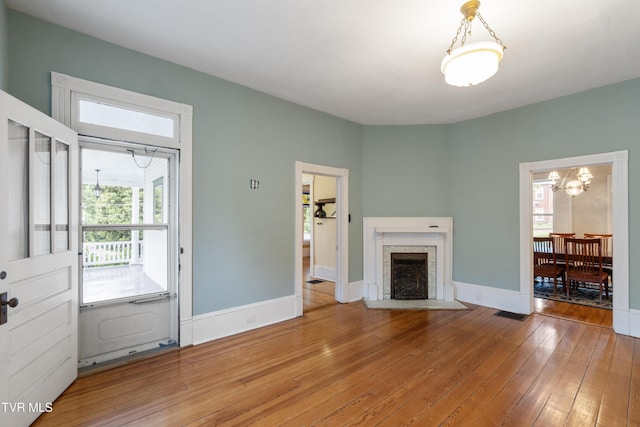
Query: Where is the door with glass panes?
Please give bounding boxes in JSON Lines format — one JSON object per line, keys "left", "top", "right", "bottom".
{"left": 79, "top": 141, "right": 178, "bottom": 367}
{"left": 0, "top": 90, "right": 78, "bottom": 426}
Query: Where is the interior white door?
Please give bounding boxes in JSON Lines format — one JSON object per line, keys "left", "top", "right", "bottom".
{"left": 0, "top": 90, "right": 78, "bottom": 426}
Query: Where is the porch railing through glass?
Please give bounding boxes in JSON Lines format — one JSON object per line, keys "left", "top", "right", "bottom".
{"left": 83, "top": 240, "right": 143, "bottom": 267}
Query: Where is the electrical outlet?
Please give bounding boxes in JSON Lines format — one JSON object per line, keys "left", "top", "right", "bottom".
{"left": 246, "top": 314, "right": 256, "bottom": 324}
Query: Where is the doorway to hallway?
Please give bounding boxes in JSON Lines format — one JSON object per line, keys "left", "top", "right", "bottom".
{"left": 295, "top": 162, "right": 349, "bottom": 315}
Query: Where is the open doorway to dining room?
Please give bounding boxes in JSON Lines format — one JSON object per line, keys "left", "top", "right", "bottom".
{"left": 519, "top": 151, "right": 629, "bottom": 333}
{"left": 531, "top": 164, "right": 613, "bottom": 322}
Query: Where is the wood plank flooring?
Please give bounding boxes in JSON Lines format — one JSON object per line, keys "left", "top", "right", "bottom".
{"left": 303, "top": 256, "right": 337, "bottom": 312}
{"left": 34, "top": 300, "right": 638, "bottom": 426}
{"left": 534, "top": 297, "right": 613, "bottom": 328}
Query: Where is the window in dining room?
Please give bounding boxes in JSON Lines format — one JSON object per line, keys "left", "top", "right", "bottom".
{"left": 532, "top": 180, "right": 553, "bottom": 236}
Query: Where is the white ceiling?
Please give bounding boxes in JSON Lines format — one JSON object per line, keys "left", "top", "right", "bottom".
{"left": 7, "top": 0, "right": 640, "bottom": 125}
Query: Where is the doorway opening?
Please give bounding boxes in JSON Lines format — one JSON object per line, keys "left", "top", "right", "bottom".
{"left": 532, "top": 164, "right": 613, "bottom": 325}
{"left": 295, "top": 162, "right": 349, "bottom": 315}
{"left": 51, "top": 71, "right": 194, "bottom": 363}
{"left": 78, "top": 140, "right": 179, "bottom": 367}
{"left": 302, "top": 173, "right": 336, "bottom": 312}
{"left": 519, "top": 151, "right": 629, "bottom": 334}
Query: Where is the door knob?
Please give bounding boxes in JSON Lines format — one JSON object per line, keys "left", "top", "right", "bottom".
{"left": 1, "top": 297, "right": 18, "bottom": 307}
{"left": 0, "top": 292, "right": 17, "bottom": 325}
{"left": 0, "top": 271, "right": 6, "bottom": 280}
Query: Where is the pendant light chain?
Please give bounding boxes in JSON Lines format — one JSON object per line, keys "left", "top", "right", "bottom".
{"left": 447, "top": 18, "right": 467, "bottom": 54}
{"left": 476, "top": 13, "right": 505, "bottom": 49}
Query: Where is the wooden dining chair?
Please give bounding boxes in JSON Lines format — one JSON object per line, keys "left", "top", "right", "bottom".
{"left": 583, "top": 233, "right": 612, "bottom": 256}
{"left": 564, "top": 238, "right": 609, "bottom": 304}
{"left": 584, "top": 233, "right": 613, "bottom": 296}
{"left": 549, "top": 232, "right": 575, "bottom": 269}
{"left": 533, "top": 237, "right": 566, "bottom": 297}
{"left": 549, "top": 232, "right": 575, "bottom": 254}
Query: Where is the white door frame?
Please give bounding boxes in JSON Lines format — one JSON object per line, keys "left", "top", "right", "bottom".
{"left": 51, "top": 72, "right": 194, "bottom": 346}
{"left": 295, "top": 161, "right": 349, "bottom": 313}
{"left": 519, "top": 150, "right": 629, "bottom": 335}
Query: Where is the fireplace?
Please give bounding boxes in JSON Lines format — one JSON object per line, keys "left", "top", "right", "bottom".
{"left": 383, "top": 245, "right": 436, "bottom": 299}
{"left": 391, "top": 253, "right": 428, "bottom": 299}
{"left": 363, "top": 217, "right": 454, "bottom": 301}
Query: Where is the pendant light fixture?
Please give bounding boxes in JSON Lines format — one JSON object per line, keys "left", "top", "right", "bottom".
{"left": 548, "top": 167, "right": 593, "bottom": 197}
{"left": 441, "top": 0, "right": 506, "bottom": 87}
{"left": 94, "top": 169, "right": 102, "bottom": 199}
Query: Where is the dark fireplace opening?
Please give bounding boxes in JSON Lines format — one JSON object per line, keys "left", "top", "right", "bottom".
{"left": 391, "top": 253, "right": 428, "bottom": 299}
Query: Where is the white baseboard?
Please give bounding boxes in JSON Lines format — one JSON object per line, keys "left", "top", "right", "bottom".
{"left": 313, "top": 265, "right": 336, "bottom": 282}
{"left": 180, "top": 318, "right": 193, "bottom": 347}
{"left": 185, "top": 282, "right": 640, "bottom": 345}
{"left": 191, "top": 279, "right": 369, "bottom": 346}
{"left": 453, "top": 280, "right": 523, "bottom": 313}
{"left": 192, "top": 295, "right": 297, "bottom": 345}
{"left": 628, "top": 309, "right": 640, "bottom": 338}
{"left": 454, "top": 281, "right": 639, "bottom": 338}
{"left": 347, "top": 280, "right": 364, "bottom": 302}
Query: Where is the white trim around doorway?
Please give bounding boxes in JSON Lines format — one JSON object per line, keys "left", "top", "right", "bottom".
{"left": 295, "top": 161, "right": 349, "bottom": 315}
{"left": 51, "top": 72, "right": 194, "bottom": 346}
{"left": 519, "top": 150, "right": 630, "bottom": 336}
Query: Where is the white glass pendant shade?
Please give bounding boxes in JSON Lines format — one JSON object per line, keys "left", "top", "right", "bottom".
{"left": 441, "top": 41, "right": 504, "bottom": 87}
{"left": 564, "top": 180, "right": 583, "bottom": 197}
{"left": 578, "top": 167, "right": 592, "bottom": 183}
{"left": 548, "top": 170, "right": 560, "bottom": 183}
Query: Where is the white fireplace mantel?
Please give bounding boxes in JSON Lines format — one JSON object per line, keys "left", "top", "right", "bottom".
{"left": 363, "top": 217, "right": 453, "bottom": 301}
{"left": 374, "top": 227, "right": 449, "bottom": 234}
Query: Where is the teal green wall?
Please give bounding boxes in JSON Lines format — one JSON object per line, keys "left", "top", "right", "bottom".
{"left": 364, "top": 79, "right": 640, "bottom": 308}
{"left": 450, "top": 81, "right": 639, "bottom": 304}
{"left": 7, "top": 11, "right": 363, "bottom": 314}
{"left": 362, "top": 125, "right": 451, "bottom": 216}
{"left": 0, "top": 1, "right": 8, "bottom": 90}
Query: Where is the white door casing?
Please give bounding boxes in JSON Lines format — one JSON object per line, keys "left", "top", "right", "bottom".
{"left": 294, "top": 161, "right": 349, "bottom": 313}
{"left": 0, "top": 90, "right": 79, "bottom": 426}
{"left": 51, "top": 72, "right": 194, "bottom": 346}
{"left": 519, "top": 151, "right": 629, "bottom": 334}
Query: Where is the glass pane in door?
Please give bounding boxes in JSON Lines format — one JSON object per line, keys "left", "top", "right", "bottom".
{"left": 82, "top": 228, "right": 167, "bottom": 303}
{"left": 8, "top": 120, "right": 29, "bottom": 260}
{"left": 81, "top": 147, "right": 169, "bottom": 304}
{"left": 55, "top": 141, "right": 70, "bottom": 251}
{"left": 33, "top": 131, "right": 52, "bottom": 256}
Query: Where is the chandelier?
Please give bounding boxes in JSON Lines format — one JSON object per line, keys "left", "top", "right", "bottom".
{"left": 548, "top": 167, "right": 593, "bottom": 197}
{"left": 441, "top": 0, "right": 505, "bottom": 87}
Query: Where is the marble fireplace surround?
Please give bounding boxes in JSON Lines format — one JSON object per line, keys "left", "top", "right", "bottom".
{"left": 363, "top": 217, "right": 453, "bottom": 301}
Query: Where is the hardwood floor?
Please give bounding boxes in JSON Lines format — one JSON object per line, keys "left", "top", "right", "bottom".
{"left": 534, "top": 297, "right": 613, "bottom": 328}
{"left": 303, "top": 256, "right": 337, "bottom": 312}
{"left": 34, "top": 301, "right": 639, "bottom": 426}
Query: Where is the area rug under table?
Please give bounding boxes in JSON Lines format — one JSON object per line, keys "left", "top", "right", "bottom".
{"left": 364, "top": 299, "right": 469, "bottom": 310}
{"left": 534, "top": 280, "right": 612, "bottom": 310}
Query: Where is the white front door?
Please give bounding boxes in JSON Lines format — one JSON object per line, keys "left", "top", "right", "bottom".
{"left": 0, "top": 90, "right": 78, "bottom": 426}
